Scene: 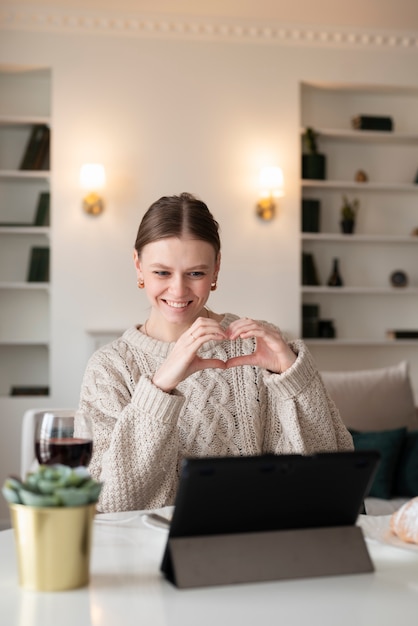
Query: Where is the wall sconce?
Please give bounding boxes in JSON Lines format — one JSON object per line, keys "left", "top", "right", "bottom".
{"left": 256, "top": 166, "right": 284, "bottom": 221}
{"left": 80, "top": 163, "right": 106, "bottom": 216}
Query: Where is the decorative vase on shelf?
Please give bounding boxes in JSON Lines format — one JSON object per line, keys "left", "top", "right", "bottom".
{"left": 327, "top": 258, "right": 343, "bottom": 287}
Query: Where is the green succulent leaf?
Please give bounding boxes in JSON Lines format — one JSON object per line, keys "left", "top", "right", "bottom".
{"left": 2, "top": 485, "right": 22, "bottom": 504}
{"left": 2, "top": 464, "right": 102, "bottom": 508}
{"left": 19, "top": 488, "right": 61, "bottom": 507}
{"left": 55, "top": 488, "right": 91, "bottom": 507}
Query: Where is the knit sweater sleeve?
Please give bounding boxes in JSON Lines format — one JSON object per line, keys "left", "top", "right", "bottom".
{"left": 75, "top": 347, "right": 185, "bottom": 513}
{"left": 261, "top": 340, "right": 354, "bottom": 455}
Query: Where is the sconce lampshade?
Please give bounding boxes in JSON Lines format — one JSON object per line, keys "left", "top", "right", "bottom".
{"left": 80, "top": 163, "right": 106, "bottom": 216}
{"left": 256, "top": 166, "right": 284, "bottom": 221}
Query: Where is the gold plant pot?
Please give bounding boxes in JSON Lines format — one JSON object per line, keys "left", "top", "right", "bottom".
{"left": 9, "top": 502, "right": 96, "bottom": 591}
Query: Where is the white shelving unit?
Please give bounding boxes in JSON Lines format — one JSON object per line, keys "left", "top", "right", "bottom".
{"left": 0, "top": 68, "right": 51, "bottom": 397}
{"left": 302, "top": 180, "right": 418, "bottom": 192}
{"left": 300, "top": 82, "right": 418, "bottom": 397}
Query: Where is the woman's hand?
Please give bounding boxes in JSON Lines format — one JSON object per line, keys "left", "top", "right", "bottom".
{"left": 225, "top": 318, "right": 296, "bottom": 374}
{"left": 151, "top": 316, "right": 227, "bottom": 393}
{"left": 151, "top": 316, "right": 296, "bottom": 392}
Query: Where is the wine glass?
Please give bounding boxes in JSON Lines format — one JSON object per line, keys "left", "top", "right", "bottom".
{"left": 35, "top": 410, "right": 93, "bottom": 468}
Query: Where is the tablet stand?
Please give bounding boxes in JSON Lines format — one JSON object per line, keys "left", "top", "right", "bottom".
{"left": 166, "top": 525, "right": 374, "bottom": 589}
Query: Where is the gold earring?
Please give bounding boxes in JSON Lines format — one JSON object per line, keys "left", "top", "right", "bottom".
{"left": 137, "top": 279, "right": 145, "bottom": 289}
{"left": 210, "top": 281, "right": 217, "bottom": 291}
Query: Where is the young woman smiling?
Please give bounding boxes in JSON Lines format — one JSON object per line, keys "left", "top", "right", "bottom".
{"left": 75, "top": 192, "right": 353, "bottom": 513}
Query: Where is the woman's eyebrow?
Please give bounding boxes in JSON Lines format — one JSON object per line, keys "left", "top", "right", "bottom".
{"left": 149, "top": 263, "right": 210, "bottom": 270}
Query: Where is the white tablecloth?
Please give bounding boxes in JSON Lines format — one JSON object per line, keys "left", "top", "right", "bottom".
{"left": 1, "top": 509, "right": 418, "bottom": 626}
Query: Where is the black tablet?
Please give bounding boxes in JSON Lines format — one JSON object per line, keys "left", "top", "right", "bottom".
{"left": 161, "top": 450, "right": 380, "bottom": 580}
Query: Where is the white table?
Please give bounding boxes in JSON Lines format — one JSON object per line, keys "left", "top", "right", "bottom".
{"left": 1, "top": 510, "right": 418, "bottom": 626}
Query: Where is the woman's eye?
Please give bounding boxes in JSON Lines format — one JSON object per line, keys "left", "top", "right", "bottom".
{"left": 189, "top": 272, "right": 205, "bottom": 278}
{"left": 154, "top": 271, "right": 170, "bottom": 277}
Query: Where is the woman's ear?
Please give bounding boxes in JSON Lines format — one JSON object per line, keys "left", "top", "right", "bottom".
{"left": 133, "top": 249, "right": 140, "bottom": 270}
{"left": 133, "top": 249, "right": 142, "bottom": 276}
{"left": 133, "top": 250, "right": 145, "bottom": 288}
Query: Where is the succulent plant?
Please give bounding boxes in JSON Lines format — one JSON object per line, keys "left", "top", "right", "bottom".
{"left": 2, "top": 465, "right": 102, "bottom": 508}
{"left": 304, "top": 127, "right": 319, "bottom": 154}
{"left": 341, "top": 195, "right": 359, "bottom": 221}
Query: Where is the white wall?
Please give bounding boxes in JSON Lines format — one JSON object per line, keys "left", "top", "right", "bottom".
{"left": 1, "top": 16, "right": 418, "bottom": 523}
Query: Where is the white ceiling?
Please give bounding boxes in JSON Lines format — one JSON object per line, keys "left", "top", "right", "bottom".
{"left": 11, "top": 0, "right": 418, "bottom": 31}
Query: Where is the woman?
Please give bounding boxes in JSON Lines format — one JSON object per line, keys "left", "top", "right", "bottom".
{"left": 76, "top": 192, "right": 353, "bottom": 512}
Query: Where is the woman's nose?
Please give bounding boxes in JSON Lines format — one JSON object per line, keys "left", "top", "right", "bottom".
{"left": 170, "top": 275, "right": 187, "bottom": 295}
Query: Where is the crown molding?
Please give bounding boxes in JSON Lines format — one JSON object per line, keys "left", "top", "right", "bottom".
{"left": 1, "top": 5, "right": 418, "bottom": 50}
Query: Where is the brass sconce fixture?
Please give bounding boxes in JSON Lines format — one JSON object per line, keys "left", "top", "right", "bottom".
{"left": 80, "top": 163, "right": 106, "bottom": 216}
{"left": 256, "top": 166, "right": 284, "bottom": 221}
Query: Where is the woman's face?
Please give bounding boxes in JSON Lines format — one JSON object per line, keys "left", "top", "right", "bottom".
{"left": 134, "top": 236, "right": 220, "bottom": 327}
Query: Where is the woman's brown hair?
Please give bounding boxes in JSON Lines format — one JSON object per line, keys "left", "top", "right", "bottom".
{"left": 134, "top": 193, "right": 221, "bottom": 258}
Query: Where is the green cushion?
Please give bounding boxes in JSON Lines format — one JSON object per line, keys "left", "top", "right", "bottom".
{"left": 350, "top": 427, "right": 406, "bottom": 499}
{"left": 395, "top": 431, "right": 418, "bottom": 497}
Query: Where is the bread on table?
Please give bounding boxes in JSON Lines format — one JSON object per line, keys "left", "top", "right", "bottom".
{"left": 390, "top": 497, "right": 418, "bottom": 544}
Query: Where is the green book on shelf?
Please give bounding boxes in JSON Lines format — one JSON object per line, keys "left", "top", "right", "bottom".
{"left": 302, "top": 252, "right": 320, "bottom": 286}
{"left": 33, "top": 191, "right": 50, "bottom": 226}
{"left": 19, "top": 124, "right": 50, "bottom": 171}
{"left": 10, "top": 386, "right": 50, "bottom": 396}
{"left": 27, "top": 247, "right": 50, "bottom": 282}
{"left": 386, "top": 330, "right": 418, "bottom": 340}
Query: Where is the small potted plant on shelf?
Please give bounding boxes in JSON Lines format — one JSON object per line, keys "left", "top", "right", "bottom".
{"left": 340, "top": 195, "right": 359, "bottom": 234}
{"left": 302, "top": 127, "right": 326, "bottom": 180}
{"left": 2, "top": 464, "right": 102, "bottom": 591}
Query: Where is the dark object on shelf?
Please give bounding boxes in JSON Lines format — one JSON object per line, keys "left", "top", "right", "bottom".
{"left": 27, "top": 247, "right": 50, "bottom": 282}
{"left": 10, "top": 386, "right": 50, "bottom": 396}
{"left": 302, "top": 304, "right": 320, "bottom": 318}
{"left": 355, "top": 170, "right": 368, "bottom": 182}
{"left": 302, "top": 154, "right": 326, "bottom": 180}
{"left": 352, "top": 115, "right": 393, "bottom": 132}
{"left": 302, "top": 253, "right": 320, "bottom": 286}
{"left": 302, "top": 127, "right": 326, "bottom": 180}
{"left": 318, "top": 320, "right": 336, "bottom": 339}
{"left": 33, "top": 191, "right": 50, "bottom": 226}
{"left": 390, "top": 270, "right": 408, "bottom": 288}
{"left": 302, "top": 199, "right": 321, "bottom": 232}
{"left": 386, "top": 330, "right": 418, "bottom": 340}
{"left": 302, "top": 304, "right": 320, "bottom": 338}
{"left": 0, "top": 192, "right": 50, "bottom": 228}
{"left": 327, "top": 258, "right": 343, "bottom": 287}
{"left": 19, "top": 124, "right": 50, "bottom": 171}
{"left": 303, "top": 319, "right": 319, "bottom": 338}
{"left": 340, "top": 195, "right": 359, "bottom": 234}
{"left": 341, "top": 219, "right": 355, "bottom": 234}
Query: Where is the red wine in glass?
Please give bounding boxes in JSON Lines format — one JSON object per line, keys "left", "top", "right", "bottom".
{"left": 35, "top": 437, "right": 93, "bottom": 468}
{"left": 34, "top": 411, "right": 93, "bottom": 468}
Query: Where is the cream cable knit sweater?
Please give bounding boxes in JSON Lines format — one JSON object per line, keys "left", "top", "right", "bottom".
{"left": 75, "top": 313, "right": 353, "bottom": 513}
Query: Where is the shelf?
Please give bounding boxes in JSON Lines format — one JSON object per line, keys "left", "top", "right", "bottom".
{"left": 0, "top": 116, "right": 51, "bottom": 128}
{"left": 0, "top": 341, "right": 49, "bottom": 347}
{"left": 305, "top": 339, "right": 418, "bottom": 347}
{"left": 0, "top": 394, "right": 50, "bottom": 401}
{"left": 0, "top": 282, "right": 50, "bottom": 291}
{"left": 0, "top": 226, "right": 50, "bottom": 235}
{"left": 301, "top": 127, "right": 418, "bottom": 143}
{"left": 302, "top": 286, "right": 418, "bottom": 295}
{"left": 301, "top": 180, "right": 418, "bottom": 192}
{"left": 0, "top": 170, "right": 50, "bottom": 180}
{"left": 301, "top": 233, "right": 418, "bottom": 243}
